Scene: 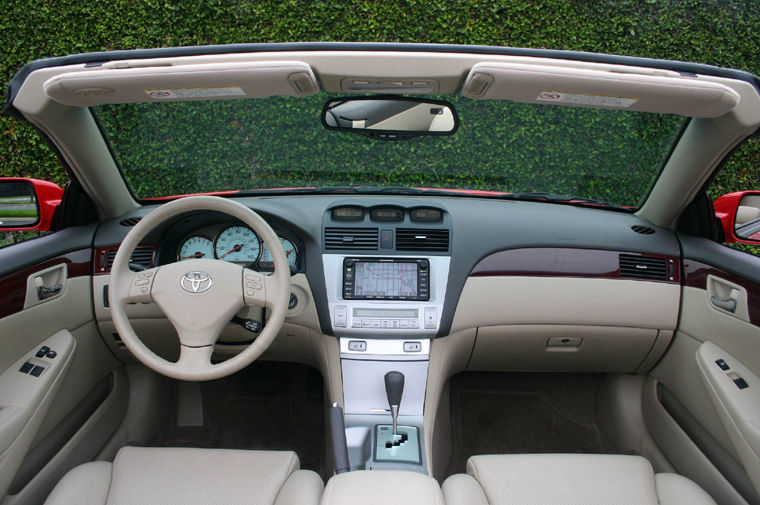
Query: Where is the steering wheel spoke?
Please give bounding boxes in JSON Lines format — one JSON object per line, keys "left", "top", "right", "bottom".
{"left": 177, "top": 345, "right": 214, "bottom": 372}
{"left": 243, "top": 269, "right": 282, "bottom": 309}
{"left": 125, "top": 267, "right": 159, "bottom": 303}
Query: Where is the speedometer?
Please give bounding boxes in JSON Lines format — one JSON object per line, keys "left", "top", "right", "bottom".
{"left": 178, "top": 236, "right": 214, "bottom": 261}
{"left": 214, "top": 225, "right": 260, "bottom": 263}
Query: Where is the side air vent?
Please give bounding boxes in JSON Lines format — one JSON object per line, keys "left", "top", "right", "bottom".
{"left": 119, "top": 216, "right": 142, "bottom": 226}
{"left": 324, "top": 227, "right": 379, "bottom": 251}
{"left": 631, "top": 225, "right": 655, "bottom": 235}
{"left": 106, "top": 247, "right": 155, "bottom": 271}
{"left": 619, "top": 254, "right": 667, "bottom": 280}
{"left": 396, "top": 229, "right": 450, "bottom": 252}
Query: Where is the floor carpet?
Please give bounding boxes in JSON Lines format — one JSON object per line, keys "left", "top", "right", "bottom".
{"left": 447, "top": 372, "right": 613, "bottom": 476}
{"left": 150, "top": 361, "right": 326, "bottom": 478}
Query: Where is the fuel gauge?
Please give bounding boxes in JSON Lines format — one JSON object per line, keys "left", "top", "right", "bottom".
{"left": 260, "top": 237, "right": 298, "bottom": 269}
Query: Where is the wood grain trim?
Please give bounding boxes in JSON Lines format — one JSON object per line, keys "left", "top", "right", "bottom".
{"left": 93, "top": 245, "right": 157, "bottom": 274}
{"left": 0, "top": 248, "right": 92, "bottom": 319}
{"left": 469, "top": 247, "right": 680, "bottom": 283}
{"left": 683, "top": 258, "right": 760, "bottom": 325}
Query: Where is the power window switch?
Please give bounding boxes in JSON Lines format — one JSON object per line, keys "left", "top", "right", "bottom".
{"left": 19, "top": 362, "right": 34, "bottom": 374}
{"left": 728, "top": 372, "right": 749, "bottom": 390}
{"left": 715, "top": 359, "right": 730, "bottom": 371}
{"left": 31, "top": 365, "right": 45, "bottom": 377}
{"left": 36, "top": 346, "right": 50, "bottom": 358}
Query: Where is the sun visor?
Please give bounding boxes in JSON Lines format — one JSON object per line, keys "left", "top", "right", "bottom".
{"left": 43, "top": 61, "right": 319, "bottom": 106}
{"left": 462, "top": 62, "right": 739, "bottom": 117}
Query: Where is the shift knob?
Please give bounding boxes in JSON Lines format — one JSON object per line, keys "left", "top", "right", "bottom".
{"left": 384, "top": 371, "right": 404, "bottom": 408}
{"left": 384, "top": 371, "right": 404, "bottom": 435}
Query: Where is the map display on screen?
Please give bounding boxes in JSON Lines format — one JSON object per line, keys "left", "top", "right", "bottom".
{"left": 354, "top": 262, "right": 418, "bottom": 297}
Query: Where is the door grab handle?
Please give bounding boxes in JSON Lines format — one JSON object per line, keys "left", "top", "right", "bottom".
{"left": 38, "top": 284, "right": 63, "bottom": 300}
{"left": 711, "top": 295, "right": 737, "bottom": 313}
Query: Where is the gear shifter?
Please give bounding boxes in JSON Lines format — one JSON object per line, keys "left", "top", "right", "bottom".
{"left": 384, "top": 371, "right": 404, "bottom": 435}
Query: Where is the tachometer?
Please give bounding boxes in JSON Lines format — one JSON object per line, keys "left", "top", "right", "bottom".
{"left": 214, "top": 225, "right": 260, "bottom": 263}
{"left": 259, "top": 237, "right": 298, "bottom": 268}
{"left": 178, "top": 235, "right": 214, "bottom": 261}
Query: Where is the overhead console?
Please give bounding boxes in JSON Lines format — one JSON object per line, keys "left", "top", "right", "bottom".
{"left": 322, "top": 203, "right": 451, "bottom": 339}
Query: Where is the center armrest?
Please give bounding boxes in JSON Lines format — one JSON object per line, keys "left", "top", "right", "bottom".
{"left": 322, "top": 471, "right": 443, "bottom": 505}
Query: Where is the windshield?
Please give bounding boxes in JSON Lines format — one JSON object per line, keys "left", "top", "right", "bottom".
{"left": 92, "top": 93, "right": 686, "bottom": 208}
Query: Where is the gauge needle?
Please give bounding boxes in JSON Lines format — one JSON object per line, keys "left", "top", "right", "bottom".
{"left": 180, "top": 253, "right": 204, "bottom": 259}
{"left": 218, "top": 244, "right": 243, "bottom": 259}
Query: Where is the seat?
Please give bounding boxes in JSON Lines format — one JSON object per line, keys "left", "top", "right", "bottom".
{"left": 44, "top": 446, "right": 323, "bottom": 505}
{"left": 442, "top": 454, "right": 717, "bottom": 505}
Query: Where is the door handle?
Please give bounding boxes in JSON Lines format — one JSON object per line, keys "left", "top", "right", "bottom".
{"left": 37, "top": 284, "right": 63, "bottom": 300}
{"left": 711, "top": 295, "right": 737, "bottom": 313}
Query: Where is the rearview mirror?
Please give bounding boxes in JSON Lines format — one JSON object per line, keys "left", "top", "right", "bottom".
{"left": 714, "top": 190, "right": 760, "bottom": 244}
{"left": 0, "top": 178, "right": 63, "bottom": 231}
{"left": 321, "top": 97, "right": 458, "bottom": 140}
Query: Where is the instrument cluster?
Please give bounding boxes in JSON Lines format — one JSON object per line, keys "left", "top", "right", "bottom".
{"left": 176, "top": 223, "right": 298, "bottom": 269}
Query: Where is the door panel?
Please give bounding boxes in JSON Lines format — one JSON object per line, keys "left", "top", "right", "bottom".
{"left": 649, "top": 234, "right": 760, "bottom": 505}
{"left": 0, "top": 225, "right": 123, "bottom": 504}
{"left": 0, "top": 331, "right": 75, "bottom": 498}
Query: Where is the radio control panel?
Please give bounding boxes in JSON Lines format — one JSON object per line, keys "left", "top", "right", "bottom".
{"left": 323, "top": 254, "right": 450, "bottom": 338}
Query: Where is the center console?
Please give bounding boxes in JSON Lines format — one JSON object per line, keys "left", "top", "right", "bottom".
{"left": 321, "top": 203, "right": 452, "bottom": 474}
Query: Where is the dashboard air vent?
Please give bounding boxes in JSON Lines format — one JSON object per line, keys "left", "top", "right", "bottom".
{"left": 631, "top": 225, "right": 655, "bottom": 235}
{"left": 119, "top": 216, "right": 142, "bottom": 226}
{"left": 106, "top": 247, "right": 155, "bottom": 271}
{"left": 396, "top": 229, "right": 450, "bottom": 252}
{"left": 324, "top": 227, "right": 379, "bottom": 250}
{"left": 619, "top": 254, "right": 667, "bottom": 280}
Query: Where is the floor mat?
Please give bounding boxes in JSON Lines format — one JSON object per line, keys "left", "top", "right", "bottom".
{"left": 150, "top": 361, "right": 325, "bottom": 478}
{"left": 447, "top": 372, "right": 612, "bottom": 476}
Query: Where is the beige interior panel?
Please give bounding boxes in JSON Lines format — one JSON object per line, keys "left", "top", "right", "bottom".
{"left": 468, "top": 325, "right": 661, "bottom": 373}
{"left": 678, "top": 287, "right": 760, "bottom": 373}
{"left": 0, "top": 277, "right": 94, "bottom": 374}
{"left": 0, "top": 330, "right": 75, "bottom": 499}
{"left": 44, "top": 61, "right": 319, "bottom": 106}
{"left": 7, "top": 368, "right": 128, "bottom": 505}
{"left": 451, "top": 277, "right": 680, "bottom": 333}
{"left": 424, "top": 330, "right": 478, "bottom": 478}
{"left": 697, "top": 341, "right": 760, "bottom": 496}
{"left": 33, "top": 321, "right": 121, "bottom": 444}
{"left": 643, "top": 377, "right": 750, "bottom": 505}
{"left": 651, "top": 331, "right": 737, "bottom": 458}
{"left": 462, "top": 62, "right": 740, "bottom": 117}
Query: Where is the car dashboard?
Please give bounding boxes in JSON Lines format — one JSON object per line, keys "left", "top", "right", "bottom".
{"left": 88, "top": 193, "right": 681, "bottom": 377}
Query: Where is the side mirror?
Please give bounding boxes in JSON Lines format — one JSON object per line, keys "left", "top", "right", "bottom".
{"left": 0, "top": 178, "right": 63, "bottom": 232}
{"left": 714, "top": 190, "right": 760, "bottom": 244}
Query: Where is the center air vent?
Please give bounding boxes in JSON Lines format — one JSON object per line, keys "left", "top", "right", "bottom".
{"left": 324, "top": 227, "right": 379, "bottom": 251}
{"left": 619, "top": 254, "right": 667, "bottom": 280}
{"left": 396, "top": 229, "right": 450, "bottom": 252}
{"left": 106, "top": 247, "right": 155, "bottom": 271}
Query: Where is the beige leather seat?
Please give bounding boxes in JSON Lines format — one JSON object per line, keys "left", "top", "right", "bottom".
{"left": 44, "top": 447, "right": 323, "bottom": 505}
{"left": 442, "top": 454, "right": 717, "bottom": 505}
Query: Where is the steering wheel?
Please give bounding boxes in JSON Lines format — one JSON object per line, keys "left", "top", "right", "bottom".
{"left": 109, "top": 196, "right": 291, "bottom": 381}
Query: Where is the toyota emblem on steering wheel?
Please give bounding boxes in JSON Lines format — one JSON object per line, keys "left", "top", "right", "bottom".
{"left": 181, "top": 271, "right": 213, "bottom": 293}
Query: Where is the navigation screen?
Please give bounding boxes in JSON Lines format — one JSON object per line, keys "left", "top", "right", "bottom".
{"left": 354, "top": 261, "right": 418, "bottom": 298}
